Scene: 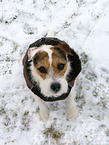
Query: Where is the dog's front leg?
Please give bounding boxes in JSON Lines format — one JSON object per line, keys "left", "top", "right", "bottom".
{"left": 33, "top": 95, "right": 49, "bottom": 121}
{"left": 67, "top": 86, "right": 79, "bottom": 121}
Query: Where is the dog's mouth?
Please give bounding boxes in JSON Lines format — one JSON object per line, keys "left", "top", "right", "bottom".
{"left": 31, "top": 83, "right": 72, "bottom": 102}
{"left": 40, "top": 80, "right": 69, "bottom": 97}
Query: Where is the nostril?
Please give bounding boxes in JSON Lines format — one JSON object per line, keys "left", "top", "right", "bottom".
{"left": 51, "top": 82, "right": 61, "bottom": 93}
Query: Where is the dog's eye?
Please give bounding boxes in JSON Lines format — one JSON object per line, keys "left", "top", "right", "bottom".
{"left": 38, "top": 66, "right": 47, "bottom": 73}
{"left": 57, "top": 63, "right": 65, "bottom": 70}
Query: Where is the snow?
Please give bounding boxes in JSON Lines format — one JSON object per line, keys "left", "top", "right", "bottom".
{"left": 0, "top": 0, "right": 109, "bottom": 144}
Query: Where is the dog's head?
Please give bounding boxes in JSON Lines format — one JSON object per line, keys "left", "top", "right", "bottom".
{"left": 27, "top": 38, "right": 81, "bottom": 97}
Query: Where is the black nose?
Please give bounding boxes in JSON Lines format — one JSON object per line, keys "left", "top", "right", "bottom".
{"left": 51, "top": 82, "right": 61, "bottom": 93}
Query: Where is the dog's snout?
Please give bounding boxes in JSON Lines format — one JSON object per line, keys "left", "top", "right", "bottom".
{"left": 51, "top": 82, "right": 61, "bottom": 93}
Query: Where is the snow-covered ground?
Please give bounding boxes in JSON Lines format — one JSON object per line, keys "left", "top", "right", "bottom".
{"left": 0, "top": 0, "right": 109, "bottom": 144}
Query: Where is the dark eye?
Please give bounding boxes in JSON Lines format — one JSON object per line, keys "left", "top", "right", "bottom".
{"left": 57, "top": 63, "right": 65, "bottom": 70}
{"left": 38, "top": 67, "right": 47, "bottom": 73}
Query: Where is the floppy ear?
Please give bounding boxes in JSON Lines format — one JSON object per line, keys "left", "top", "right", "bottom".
{"left": 27, "top": 47, "right": 38, "bottom": 61}
{"left": 59, "top": 41, "right": 73, "bottom": 56}
{"left": 57, "top": 41, "right": 81, "bottom": 86}
{"left": 67, "top": 48, "right": 81, "bottom": 85}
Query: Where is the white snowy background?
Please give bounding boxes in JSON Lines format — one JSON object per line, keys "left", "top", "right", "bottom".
{"left": 0, "top": 0, "right": 109, "bottom": 144}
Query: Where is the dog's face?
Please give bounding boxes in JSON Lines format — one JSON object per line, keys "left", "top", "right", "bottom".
{"left": 28, "top": 44, "right": 71, "bottom": 97}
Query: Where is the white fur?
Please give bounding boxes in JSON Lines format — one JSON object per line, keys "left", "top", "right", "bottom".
{"left": 28, "top": 47, "right": 38, "bottom": 61}
{"left": 67, "top": 86, "right": 79, "bottom": 120}
{"left": 40, "top": 76, "right": 68, "bottom": 97}
{"left": 30, "top": 62, "right": 42, "bottom": 84}
{"left": 47, "top": 30, "right": 54, "bottom": 37}
{"left": 32, "top": 93, "right": 49, "bottom": 121}
{"left": 39, "top": 45, "right": 53, "bottom": 65}
{"left": 32, "top": 83, "right": 78, "bottom": 121}
{"left": 30, "top": 55, "right": 69, "bottom": 97}
{"left": 28, "top": 45, "right": 53, "bottom": 62}
{"left": 30, "top": 48, "right": 78, "bottom": 121}
{"left": 29, "top": 42, "right": 71, "bottom": 97}
{"left": 29, "top": 31, "right": 78, "bottom": 121}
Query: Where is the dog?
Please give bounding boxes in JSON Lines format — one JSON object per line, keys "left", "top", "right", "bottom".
{"left": 23, "top": 31, "right": 81, "bottom": 121}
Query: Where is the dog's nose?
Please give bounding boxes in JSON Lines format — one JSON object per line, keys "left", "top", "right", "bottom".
{"left": 51, "top": 82, "right": 61, "bottom": 93}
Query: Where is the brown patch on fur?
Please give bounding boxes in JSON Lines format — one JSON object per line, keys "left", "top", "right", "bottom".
{"left": 51, "top": 47, "right": 68, "bottom": 76}
{"left": 55, "top": 43, "right": 73, "bottom": 56}
{"left": 33, "top": 51, "right": 50, "bottom": 79}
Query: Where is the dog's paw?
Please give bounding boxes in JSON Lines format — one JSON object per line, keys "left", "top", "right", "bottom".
{"left": 68, "top": 107, "right": 79, "bottom": 121}
{"left": 39, "top": 108, "right": 49, "bottom": 121}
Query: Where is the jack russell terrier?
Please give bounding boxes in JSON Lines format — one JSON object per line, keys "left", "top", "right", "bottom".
{"left": 23, "top": 31, "right": 81, "bottom": 121}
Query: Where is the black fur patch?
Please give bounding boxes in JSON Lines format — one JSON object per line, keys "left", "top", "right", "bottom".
{"left": 67, "top": 49, "right": 81, "bottom": 82}
{"left": 29, "top": 37, "right": 61, "bottom": 48}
